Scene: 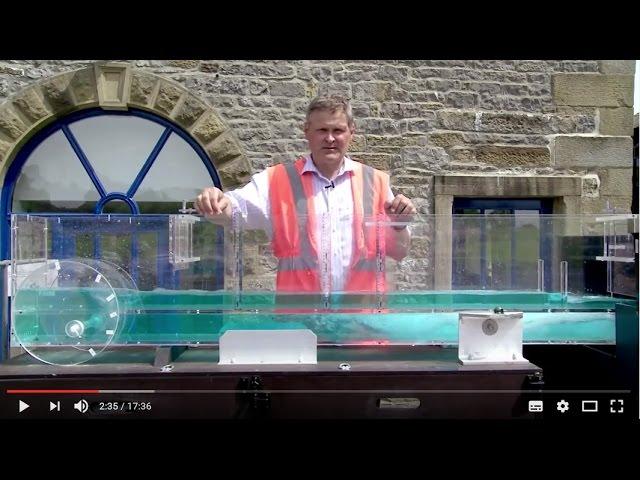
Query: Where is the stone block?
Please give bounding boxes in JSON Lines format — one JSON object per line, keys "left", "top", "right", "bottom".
{"left": 475, "top": 145, "right": 550, "bottom": 167}
{"left": 598, "top": 107, "right": 634, "bottom": 136}
{"left": 551, "top": 135, "right": 632, "bottom": 168}
{"left": 552, "top": 73, "right": 633, "bottom": 107}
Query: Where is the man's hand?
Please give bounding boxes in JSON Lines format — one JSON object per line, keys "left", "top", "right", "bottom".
{"left": 195, "top": 187, "right": 232, "bottom": 216}
{"left": 384, "top": 194, "right": 417, "bottom": 229}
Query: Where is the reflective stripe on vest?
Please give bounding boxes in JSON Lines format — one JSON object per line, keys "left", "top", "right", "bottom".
{"left": 278, "top": 162, "right": 317, "bottom": 272}
{"left": 352, "top": 164, "right": 376, "bottom": 274}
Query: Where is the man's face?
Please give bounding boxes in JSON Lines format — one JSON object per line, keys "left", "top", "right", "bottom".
{"left": 304, "top": 109, "right": 354, "bottom": 169}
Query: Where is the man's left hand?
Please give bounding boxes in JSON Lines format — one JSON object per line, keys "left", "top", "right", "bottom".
{"left": 384, "top": 194, "right": 417, "bottom": 228}
{"left": 385, "top": 194, "right": 416, "bottom": 215}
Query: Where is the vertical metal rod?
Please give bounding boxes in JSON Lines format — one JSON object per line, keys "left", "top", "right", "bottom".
{"left": 603, "top": 220, "right": 612, "bottom": 295}
{"left": 44, "top": 218, "right": 49, "bottom": 262}
{"left": 233, "top": 210, "right": 242, "bottom": 309}
{"left": 560, "top": 260, "right": 568, "bottom": 297}
{"left": 537, "top": 259, "right": 544, "bottom": 291}
{"left": 320, "top": 213, "right": 330, "bottom": 309}
{"left": 376, "top": 214, "right": 384, "bottom": 311}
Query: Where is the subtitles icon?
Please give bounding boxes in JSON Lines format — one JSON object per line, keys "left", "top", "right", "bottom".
{"left": 528, "top": 400, "right": 543, "bottom": 412}
{"left": 581, "top": 400, "right": 598, "bottom": 413}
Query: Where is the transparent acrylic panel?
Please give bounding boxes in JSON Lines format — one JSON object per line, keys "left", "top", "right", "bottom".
{"left": 10, "top": 214, "right": 237, "bottom": 357}
{"left": 68, "top": 115, "right": 165, "bottom": 194}
{"left": 9, "top": 213, "right": 638, "bottom": 360}
{"left": 596, "top": 214, "right": 638, "bottom": 298}
{"left": 450, "top": 213, "right": 542, "bottom": 292}
{"left": 512, "top": 210, "right": 541, "bottom": 291}
{"left": 10, "top": 215, "right": 49, "bottom": 296}
{"left": 11, "top": 215, "right": 48, "bottom": 263}
{"left": 379, "top": 214, "right": 637, "bottom": 346}
{"left": 227, "top": 211, "right": 385, "bottom": 341}
{"left": 234, "top": 212, "right": 383, "bottom": 312}
{"left": 12, "top": 130, "right": 100, "bottom": 213}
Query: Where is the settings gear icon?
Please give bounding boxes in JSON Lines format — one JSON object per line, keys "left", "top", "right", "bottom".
{"left": 556, "top": 399, "right": 569, "bottom": 413}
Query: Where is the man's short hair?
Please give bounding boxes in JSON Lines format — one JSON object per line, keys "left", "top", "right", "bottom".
{"left": 306, "top": 95, "right": 355, "bottom": 128}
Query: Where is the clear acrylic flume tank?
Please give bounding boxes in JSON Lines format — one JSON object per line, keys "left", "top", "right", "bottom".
{"left": 7, "top": 212, "right": 637, "bottom": 365}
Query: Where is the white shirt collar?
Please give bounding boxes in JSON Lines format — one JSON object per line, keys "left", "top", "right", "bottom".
{"left": 301, "top": 154, "right": 355, "bottom": 178}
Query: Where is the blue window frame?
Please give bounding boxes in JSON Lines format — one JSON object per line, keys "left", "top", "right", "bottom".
{"left": 452, "top": 198, "right": 553, "bottom": 290}
{"left": 1, "top": 107, "right": 224, "bottom": 290}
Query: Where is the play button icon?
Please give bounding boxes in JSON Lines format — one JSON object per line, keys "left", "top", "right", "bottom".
{"left": 18, "top": 400, "right": 29, "bottom": 413}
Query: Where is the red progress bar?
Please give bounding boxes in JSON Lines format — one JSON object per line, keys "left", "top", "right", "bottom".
{"left": 6, "top": 390, "right": 100, "bottom": 394}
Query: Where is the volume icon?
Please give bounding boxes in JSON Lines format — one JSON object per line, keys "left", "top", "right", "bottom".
{"left": 74, "top": 399, "right": 88, "bottom": 413}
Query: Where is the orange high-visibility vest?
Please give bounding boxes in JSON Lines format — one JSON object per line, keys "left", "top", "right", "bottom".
{"left": 267, "top": 157, "right": 389, "bottom": 293}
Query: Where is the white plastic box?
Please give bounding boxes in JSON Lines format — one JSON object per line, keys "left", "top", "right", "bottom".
{"left": 458, "top": 310, "right": 529, "bottom": 365}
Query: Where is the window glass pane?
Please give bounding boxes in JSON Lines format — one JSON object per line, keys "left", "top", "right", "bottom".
{"left": 485, "top": 210, "right": 512, "bottom": 289}
{"left": 134, "top": 132, "right": 212, "bottom": 214}
{"left": 101, "top": 233, "right": 131, "bottom": 278}
{"left": 102, "top": 200, "right": 133, "bottom": 214}
{"left": 453, "top": 208, "right": 481, "bottom": 214}
{"left": 452, "top": 216, "right": 482, "bottom": 289}
{"left": 452, "top": 200, "right": 551, "bottom": 291}
{"left": 137, "top": 232, "right": 159, "bottom": 291}
{"left": 68, "top": 115, "right": 165, "bottom": 194}
{"left": 12, "top": 130, "right": 100, "bottom": 213}
{"left": 13, "top": 112, "right": 214, "bottom": 216}
{"left": 513, "top": 210, "right": 540, "bottom": 290}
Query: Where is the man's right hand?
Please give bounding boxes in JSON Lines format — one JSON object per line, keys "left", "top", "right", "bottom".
{"left": 195, "top": 187, "right": 232, "bottom": 216}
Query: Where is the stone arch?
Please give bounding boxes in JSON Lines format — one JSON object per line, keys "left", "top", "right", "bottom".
{"left": 0, "top": 61, "right": 252, "bottom": 190}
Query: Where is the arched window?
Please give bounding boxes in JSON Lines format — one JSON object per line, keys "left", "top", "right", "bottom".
{"left": 8, "top": 108, "right": 220, "bottom": 214}
{"left": 2, "top": 108, "right": 223, "bottom": 290}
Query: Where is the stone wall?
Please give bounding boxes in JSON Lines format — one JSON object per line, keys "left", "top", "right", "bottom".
{"left": 1, "top": 60, "right": 635, "bottom": 214}
{"left": 0, "top": 60, "right": 635, "bottom": 291}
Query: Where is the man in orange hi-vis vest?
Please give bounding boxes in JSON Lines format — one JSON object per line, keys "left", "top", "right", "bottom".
{"left": 195, "top": 95, "right": 416, "bottom": 297}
